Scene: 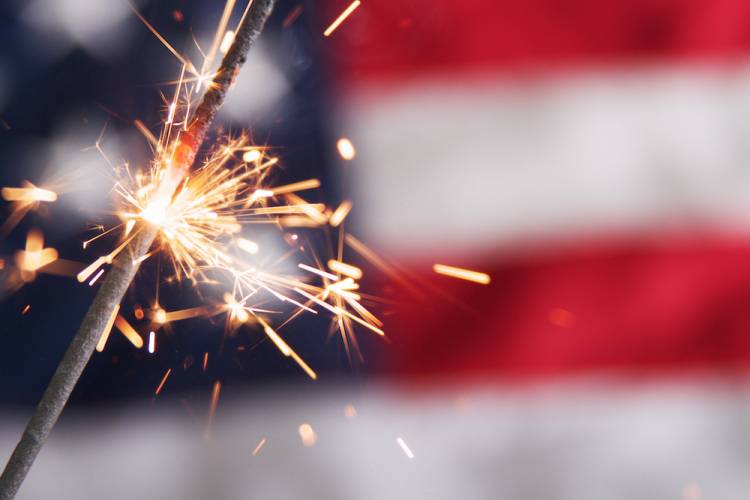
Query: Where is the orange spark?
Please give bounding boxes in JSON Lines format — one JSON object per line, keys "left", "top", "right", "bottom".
{"left": 15, "top": 229, "right": 58, "bottom": 282}
{"left": 329, "top": 200, "right": 352, "bottom": 227}
{"left": 155, "top": 368, "right": 172, "bottom": 395}
{"left": 270, "top": 179, "right": 321, "bottom": 196}
{"left": 242, "top": 149, "right": 261, "bottom": 163}
{"left": 237, "top": 238, "right": 259, "bottom": 255}
{"left": 114, "top": 315, "right": 144, "bottom": 348}
{"left": 336, "top": 137, "right": 356, "bottom": 160}
{"left": 433, "top": 263, "right": 491, "bottom": 285}
{"left": 327, "top": 259, "right": 362, "bottom": 280}
{"left": 95, "top": 304, "right": 121, "bottom": 352}
{"left": 1, "top": 185, "right": 57, "bottom": 203}
{"left": 298, "top": 423, "right": 317, "bottom": 447}
{"left": 323, "top": 1, "right": 361, "bottom": 37}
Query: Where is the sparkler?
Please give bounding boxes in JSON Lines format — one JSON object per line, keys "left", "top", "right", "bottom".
{"left": 1, "top": 0, "right": 398, "bottom": 495}
{"left": 0, "top": 1, "right": 276, "bottom": 497}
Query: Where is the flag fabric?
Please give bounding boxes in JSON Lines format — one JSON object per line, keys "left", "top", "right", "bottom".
{"left": 325, "top": 0, "right": 750, "bottom": 379}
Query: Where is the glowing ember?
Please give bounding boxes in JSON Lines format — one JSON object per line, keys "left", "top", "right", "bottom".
{"left": 147, "top": 331, "right": 156, "bottom": 353}
{"left": 433, "top": 263, "right": 491, "bottom": 285}
{"left": 242, "top": 149, "right": 261, "bottom": 163}
{"left": 154, "top": 368, "right": 171, "bottom": 395}
{"left": 114, "top": 315, "right": 144, "bottom": 348}
{"left": 327, "top": 259, "right": 363, "bottom": 280}
{"left": 298, "top": 423, "right": 317, "bottom": 447}
{"left": 95, "top": 305, "right": 121, "bottom": 353}
{"left": 219, "top": 30, "right": 235, "bottom": 54}
{"left": 1, "top": 185, "right": 57, "bottom": 203}
{"left": 323, "top": 1, "right": 361, "bottom": 37}
{"left": 15, "top": 229, "right": 58, "bottom": 282}
{"left": 336, "top": 137, "right": 356, "bottom": 160}
{"left": 329, "top": 200, "right": 352, "bottom": 227}
{"left": 236, "top": 237, "right": 259, "bottom": 255}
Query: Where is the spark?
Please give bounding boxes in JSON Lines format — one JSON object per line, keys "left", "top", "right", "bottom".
{"left": 77, "top": 257, "right": 106, "bottom": 283}
{"left": 282, "top": 5, "right": 303, "bottom": 28}
{"left": 327, "top": 259, "right": 362, "bottom": 280}
{"left": 21, "top": 305, "right": 30, "bottom": 315}
{"left": 154, "top": 368, "right": 172, "bottom": 395}
{"left": 329, "top": 200, "right": 352, "bottom": 227}
{"left": 15, "top": 229, "right": 58, "bottom": 282}
{"left": 396, "top": 437, "right": 414, "bottom": 459}
{"left": 433, "top": 263, "right": 491, "bottom": 285}
{"left": 270, "top": 178, "right": 321, "bottom": 196}
{"left": 163, "top": 306, "right": 209, "bottom": 322}
{"left": 258, "top": 317, "right": 317, "bottom": 379}
{"left": 224, "top": 292, "right": 250, "bottom": 323}
{"left": 165, "top": 102, "right": 177, "bottom": 125}
{"left": 153, "top": 307, "right": 167, "bottom": 324}
{"left": 343, "top": 404, "right": 357, "bottom": 419}
{"left": 114, "top": 315, "right": 144, "bottom": 348}
{"left": 298, "top": 263, "right": 338, "bottom": 281}
{"left": 95, "top": 304, "right": 121, "bottom": 352}
{"left": 148, "top": 331, "right": 156, "bottom": 353}
{"left": 242, "top": 149, "right": 261, "bottom": 163}
{"left": 204, "top": 380, "right": 222, "bottom": 440}
{"left": 202, "top": 352, "right": 209, "bottom": 371}
{"left": 66, "top": 1, "right": 385, "bottom": 383}
{"left": 298, "top": 423, "right": 317, "bottom": 447}
{"left": 219, "top": 30, "right": 235, "bottom": 54}
{"left": 237, "top": 238, "right": 259, "bottom": 254}
{"left": 251, "top": 438, "right": 267, "bottom": 456}
{"left": 336, "top": 137, "right": 356, "bottom": 160}
{"left": 323, "top": 1, "right": 361, "bottom": 37}
{"left": 1, "top": 185, "right": 57, "bottom": 203}
{"left": 88, "top": 269, "right": 105, "bottom": 286}
{"left": 129, "top": 4, "right": 199, "bottom": 77}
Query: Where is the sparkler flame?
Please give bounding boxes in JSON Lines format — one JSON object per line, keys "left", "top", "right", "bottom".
{"left": 2, "top": 0, "right": 392, "bottom": 385}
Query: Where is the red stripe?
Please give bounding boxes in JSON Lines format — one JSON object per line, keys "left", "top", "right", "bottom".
{"left": 323, "top": 0, "right": 750, "bottom": 83}
{"left": 384, "top": 237, "right": 750, "bottom": 378}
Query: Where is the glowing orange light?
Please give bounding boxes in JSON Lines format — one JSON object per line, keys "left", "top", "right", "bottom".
{"left": 336, "top": 137, "right": 356, "bottom": 160}
{"left": 298, "top": 423, "right": 317, "bottom": 447}
{"left": 323, "top": 1, "right": 361, "bottom": 37}
{"left": 433, "top": 264, "right": 491, "bottom": 285}
{"left": 327, "top": 259, "right": 362, "bottom": 280}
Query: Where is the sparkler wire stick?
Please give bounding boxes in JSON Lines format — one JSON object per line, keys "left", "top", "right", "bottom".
{"left": 0, "top": 1, "right": 275, "bottom": 497}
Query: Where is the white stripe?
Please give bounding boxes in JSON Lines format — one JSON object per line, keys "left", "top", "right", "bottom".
{"left": 5, "top": 380, "right": 749, "bottom": 499}
{"left": 339, "top": 64, "right": 750, "bottom": 257}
